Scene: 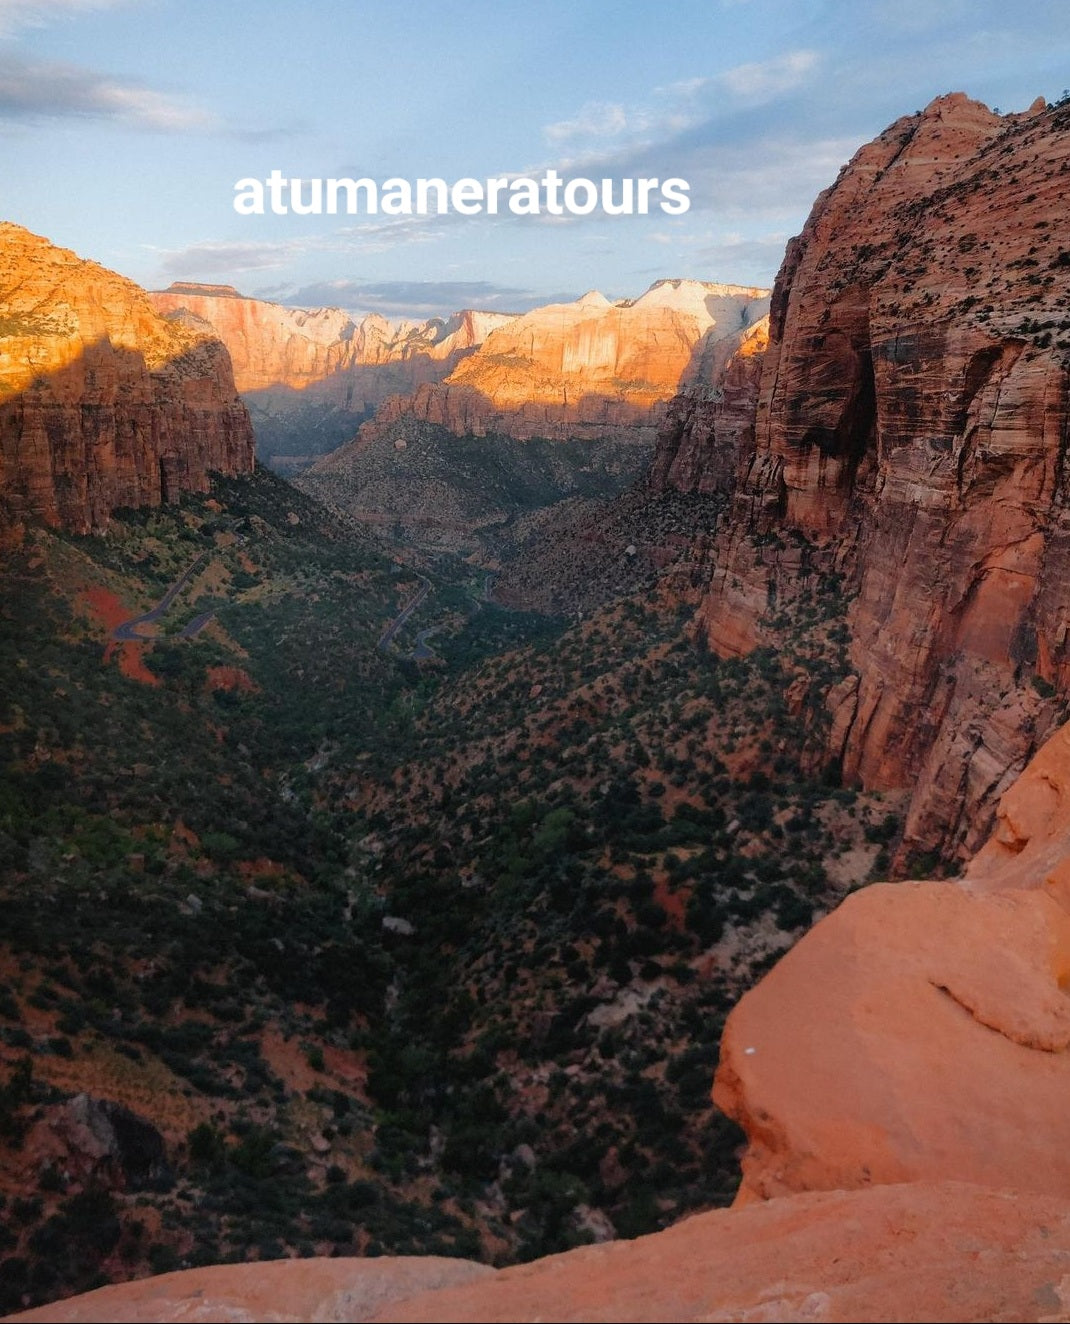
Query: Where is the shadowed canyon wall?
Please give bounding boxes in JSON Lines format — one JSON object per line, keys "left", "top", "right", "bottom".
{"left": 0, "top": 225, "right": 254, "bottom": 534}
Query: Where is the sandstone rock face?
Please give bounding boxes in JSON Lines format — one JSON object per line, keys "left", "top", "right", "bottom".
{"left": 6, "top": 1255, "right": 495, "bottom": 1323}
{"left": 693, "top": 93, "right": 1070, "bottom": 860}
{"left": 0, "top": 225, "right": 254, "bottom": 534}
{"left": 713, "top": 714, "right": 1070, "bottom": 1221}
{"left": 370, "top": 1183, "right": 1070, "bottom": 1324}
{"left": 648, "top": 315, "right": 768, "bottom": 493}
{"left": 713, "top": 878, "right": 1070, "bottom": 1203}
{"left": 149, "top": 284, "right": 514, "bottom": 404}
{"left": 17, "top": 1184, "right": 1070, "bottom": 1323}
{"left": 363, "top": 281, "right": 769, "bottom": 446}
{"left": 965, "top": 719, "right": 1070, "bottom": 901}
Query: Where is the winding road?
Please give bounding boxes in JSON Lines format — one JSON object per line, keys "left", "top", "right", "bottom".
{"left": 377, "top": 576, "right": 432, "bottom": 652}
{"left": 112, "top": 552, "right": 213, "bottom": 641}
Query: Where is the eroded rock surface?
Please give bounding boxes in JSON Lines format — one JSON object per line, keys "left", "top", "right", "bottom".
{"left": 688, "top": 93, "right": 1070, "bottom": 859}
{"left": 6, "top": 1255, "right": 494, "bottom": 1323}
{"left": 16, "top": 1184, "right": 1070, "bottom": 1323}
{"left": 713, "top": 878, "right": 1070, "bottom": 1203}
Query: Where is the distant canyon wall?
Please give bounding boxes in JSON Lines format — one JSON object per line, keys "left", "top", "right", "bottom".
{"left": 361, "top": 280, "right": 771, "bottom": 446}
{"left": 148, "top": 286, "right": 520, "bottom": 471}
{"left": 149, "top": 284, "right": 514, "bottom": 406}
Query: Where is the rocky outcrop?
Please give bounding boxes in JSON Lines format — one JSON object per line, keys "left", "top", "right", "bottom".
{"left": 0, "top": 224, "right": 254, "bottom": 534}
{"left": 16, "top": 1187, "right": 1070, "bottom": 1322}
{"left": 361, "top": 281, "right": 770, "bottom": 446}
{"left": 6, "top": 1256, "right": 495, "bottom": 1323}
{"left": 39, "top": 1095, "right": 171, "bottom": 1193}
{"left": 713, "top": 713, "right": 1070, "bottom": 1214}
{"left": 692, "top": 92, "right": 1070, "bottom": 860}
{"left": 713, "top": 878, "right": 1070, "bottom": 1202}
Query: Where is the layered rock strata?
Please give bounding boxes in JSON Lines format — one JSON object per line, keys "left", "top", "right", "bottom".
{"left": 689, "top": 92, "right": 1070, "bottom": 859}
{"left": 0, "top": 225, "right": 254, "bottom": 533}
{"left": 361, "top": 281, "right": 770, "bottom": 445}
{"left": 648, "top": 315, "right": 768, "bottom": 493}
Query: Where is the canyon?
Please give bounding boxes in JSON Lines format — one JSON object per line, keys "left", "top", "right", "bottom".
{"left": 4, "top": 87, "right": 1070, "bottom": 1323}
{"left": 297, "top": 281, "right": 768, "bottom": 555}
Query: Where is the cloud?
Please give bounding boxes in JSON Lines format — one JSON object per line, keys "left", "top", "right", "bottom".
{"left": 0, "top": 51, "right": 215, "bottom": 129}
{"left": 716, "top": 49, "right": 820, "bottom": 103}
{"left": 153, "top": 217, "right": 448, "bottom": 283}
{"left": 258, "top": 278, "right": 583, "bottom": 321}
{"left": 545, "top": 101, "right": 630, "bottom": 143}
{"left": 541, "top": 48, "right": 821, "bottom": 167}
{"left": 0, "top": 0, "right": 122, "bottom": 35}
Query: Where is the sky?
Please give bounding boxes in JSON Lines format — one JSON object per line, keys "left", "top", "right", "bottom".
{"left": 1, "top": 0, "right": 1068, "bottom": 321}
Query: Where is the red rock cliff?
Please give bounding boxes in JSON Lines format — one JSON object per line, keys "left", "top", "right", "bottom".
{"left": 0, "top": 224, "right": 254, "bottom": 534}
{"left": 696, "top": 92, "right": 1070, "bottom": 860}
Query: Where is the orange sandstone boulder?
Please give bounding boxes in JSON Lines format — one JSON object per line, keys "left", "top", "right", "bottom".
{"left": 13, "top": 1184, "right": 1070, "bottom": 1323}
{"left": 5, "top": 1255, "right": 494, "bottom": 1323}
{"left": 713, "top": 879, "right": 1070, "bottom": 1204}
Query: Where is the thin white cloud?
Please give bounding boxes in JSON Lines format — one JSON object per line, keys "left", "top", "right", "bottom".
{"left": 153, "top": 217, "right": 446, "bottom": 280}
{"left": 543, "top": 49, "right": 821, "bottom": 160}
{"left": 0, "top": 0, "right": 133, "bottom": 37}
{"left": 717, "top": 50, "right": 821, "bottom": 103}
{"left": 545, "top": 101, "right": 630, "bottom": 143}
{"left": 0, "top": 52, "right": 215, "bottom": 129}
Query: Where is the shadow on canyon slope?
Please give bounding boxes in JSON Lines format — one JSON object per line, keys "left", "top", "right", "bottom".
{"left": 0, "top": 339, "right": 254, "bottom": 535}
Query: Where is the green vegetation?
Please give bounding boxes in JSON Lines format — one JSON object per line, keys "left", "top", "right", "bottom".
{"left": 0, "top": 469, "right": 889, "bottom": 1310}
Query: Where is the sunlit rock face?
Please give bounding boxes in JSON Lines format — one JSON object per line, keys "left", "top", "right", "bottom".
{"left": 360, "top": 280, "right": 770, "bottom": 445}
{"left": 696, "top": 92, "right": 1070, "bottom": 861}
{"left": 149, "top": 285, "right": 520, "bottom": 470}
{"left": 0, "top": 225, "right": 254, "bottom": 533}
{"left": 150, "top": 284, "right": 516, "bottom": 403}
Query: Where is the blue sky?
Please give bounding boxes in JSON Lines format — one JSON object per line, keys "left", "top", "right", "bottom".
{"left": 1, "top": 0, "right": 1068, "bottom": 319}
